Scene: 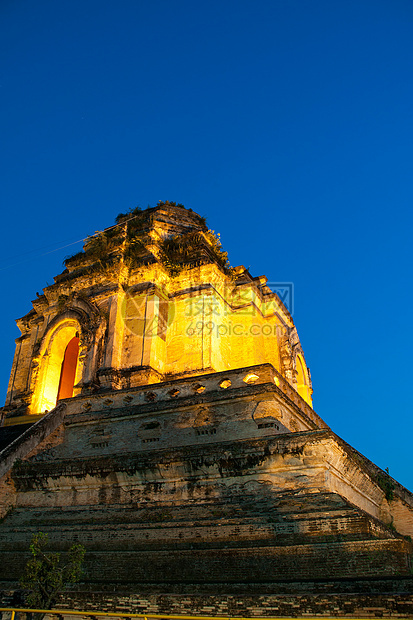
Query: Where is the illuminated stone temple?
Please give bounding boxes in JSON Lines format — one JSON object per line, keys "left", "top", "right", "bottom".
{"left": 0, "top": 202, "right": 412, "bottom": 617}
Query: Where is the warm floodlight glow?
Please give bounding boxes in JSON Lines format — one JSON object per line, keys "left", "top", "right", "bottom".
{"left": 31, "top": 320, "right": 82, "bottom": 414}
{"left": 296, "top": 354, "right": 312, "bottom": 406}
{"left": 57, "top": 336, "right": 80, "bottom": 401}
{"left": 219, "top": 379, "right": 231, "bottom": 389}
{"left": 243, "top": 373, "right": 259, "bottom": 384}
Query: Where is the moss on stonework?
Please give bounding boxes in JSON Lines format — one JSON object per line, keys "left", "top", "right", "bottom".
{"left": 64, "top": 203, "right": 215, "bottom": 276}
{"left": 217, "top": 452, "right": 267, "bottom": 475}
{"left": 145, "top": 510, "right": 173, "bottom": 523}
{"left": 0, "top": 505, "right": 14, "bottom": 523}
{"left": 115, "top": 205, "right": 143, "bottom": 224}
{"left": 64, "top": 250, "right": 84, "bottom": 266}
{"left": 159, "top": 229, "right": 233, "bottom": 278}
{"left": 65, "top": 208, "right": 150, "bottom": 269}
{"left": 375, "top": 472, "right": 395, "bottom": 501}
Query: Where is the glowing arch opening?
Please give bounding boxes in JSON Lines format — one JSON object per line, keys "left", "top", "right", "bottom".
{"left": 296, "top": 355, "right": 307, "bottom": 386}
{"left": 57, "top": 336, "right": 80, "bottom": 401}
{"left": 296, "top": 354, "right": 312, "bottom": 406}
{"left": 32, "top": 321, "right": 82, "bottom": 414}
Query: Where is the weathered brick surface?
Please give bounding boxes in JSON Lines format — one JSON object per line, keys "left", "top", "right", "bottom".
{"left": 54, "top": 591, "right": 413, "bottom": 618}
{"left": 1, "top": 205, "right": 413, "bottom": 615}
{"left": 2, "top": 589, "right": 413, "bottom": 618}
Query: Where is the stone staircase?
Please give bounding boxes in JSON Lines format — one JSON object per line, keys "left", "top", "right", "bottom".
{"left": 0, "top": 488, "right": 411, "bottom": 594}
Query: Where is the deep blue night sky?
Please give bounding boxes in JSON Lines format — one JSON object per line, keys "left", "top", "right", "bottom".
{"left": 1, "top": 0, "right": 412, "bottom": 488}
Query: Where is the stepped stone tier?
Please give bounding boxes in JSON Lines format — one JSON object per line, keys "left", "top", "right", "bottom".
{"left": 0, "top": 202, "right": 412, "bottom": 617}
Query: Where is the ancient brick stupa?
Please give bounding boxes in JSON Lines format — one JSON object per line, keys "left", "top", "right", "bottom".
{"left": 0, "top": 202, "right": 412, "bottom": 617}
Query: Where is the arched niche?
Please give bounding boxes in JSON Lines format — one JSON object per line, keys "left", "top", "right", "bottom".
{"left": 57, "top": 336, "right": 80, "bottom": 401}
{"left": 32, "top": 320, "right": 83, "bottom": 414}
{"left": 295, "top": 353, "right": 313, "bottom": 406}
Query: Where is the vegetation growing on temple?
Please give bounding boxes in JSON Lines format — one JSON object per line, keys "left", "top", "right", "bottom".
{"left": 63, "top": 201, "right": 231, "bottom": 278}
{"left": 20, "top": 532, "right": 85, "bottom": 617}
{"left": 159, "top": 229, "right": 232, "bottom": 277}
